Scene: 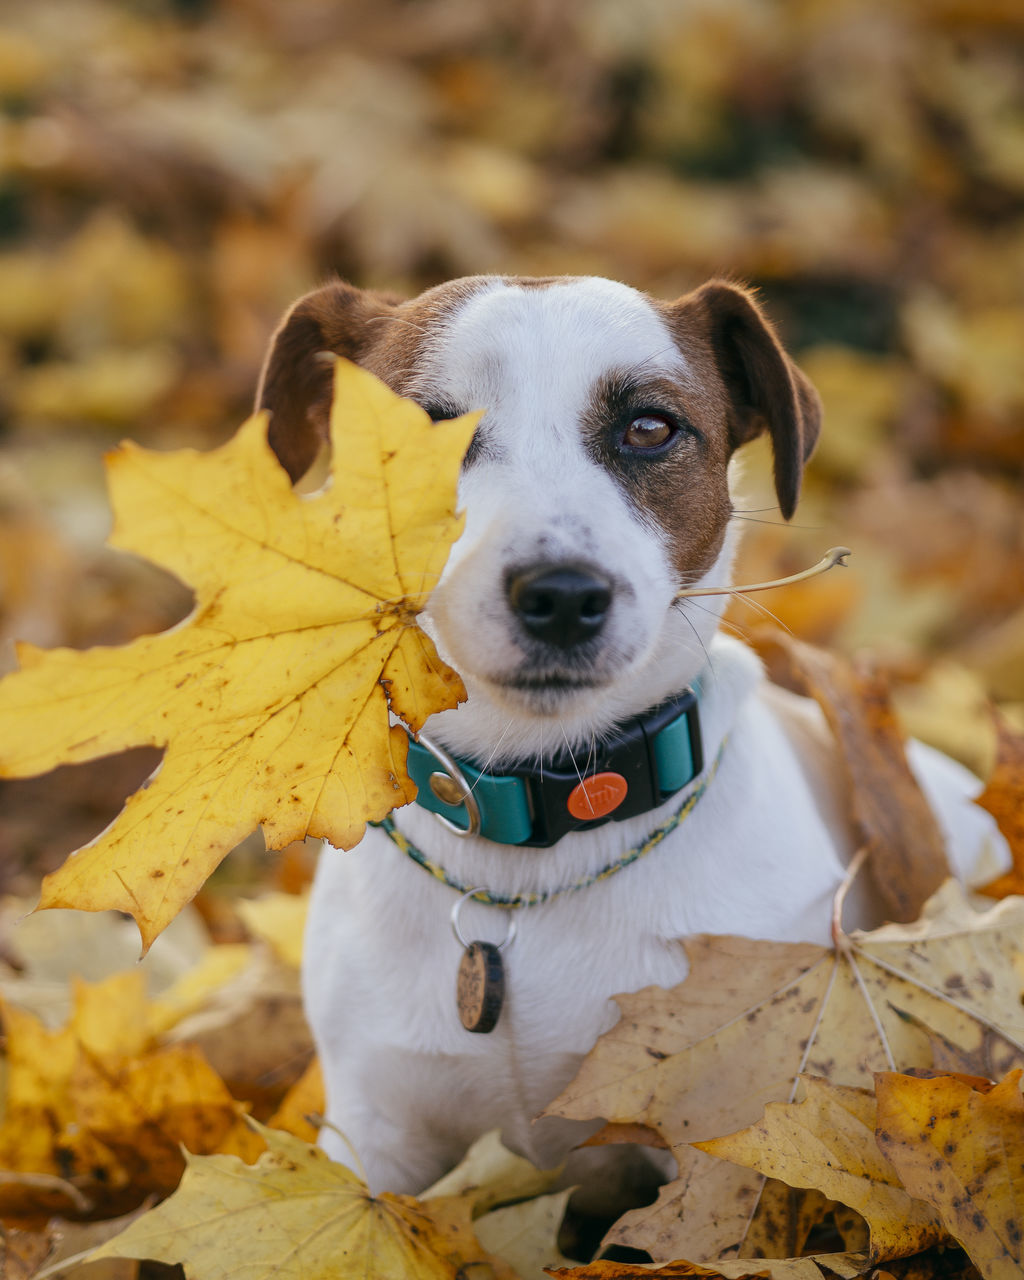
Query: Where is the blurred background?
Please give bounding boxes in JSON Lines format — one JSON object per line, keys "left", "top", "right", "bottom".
{"left": 0, "top": 0, "right": 1022, "bottom": 891}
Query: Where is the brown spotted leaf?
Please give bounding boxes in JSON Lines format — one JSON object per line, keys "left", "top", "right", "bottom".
{"left": 545, "top": 1251, "right": 872, "bottom": 1277}
{"left": 544, "top": 883, "right": 1024, "bottom": 1264}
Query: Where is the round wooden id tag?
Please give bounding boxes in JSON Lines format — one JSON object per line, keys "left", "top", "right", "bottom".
{"left": 456, "top": 941, "right": 505, "bottom": 1033}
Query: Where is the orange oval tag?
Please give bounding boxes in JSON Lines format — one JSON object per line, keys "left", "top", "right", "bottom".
{"left": 567, "top": 772, "right": 629, "bottom": 821}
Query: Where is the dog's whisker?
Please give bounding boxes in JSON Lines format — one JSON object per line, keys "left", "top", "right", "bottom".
{"left": 466, "top": 720, "right": 516, "bottom": 795}
{"left": 681, "top": 595, "right": 751, "bottom": 643}
{"left": 730, "top": 514, "right": 822, "bottom": 531}
{"left": 729, "top": 514, "right": 793, "bottom": 528}
{"left": 585, "top": 729, "right": 598, "bottom": 781}
{"left": 559, "top": 723, "right": 589, "bottom": 804}
{"left": 673, "top": 601, "right": 714, "bottom": 672}
{"left": 723, "top": 589, "right": 792, "bottom": 633}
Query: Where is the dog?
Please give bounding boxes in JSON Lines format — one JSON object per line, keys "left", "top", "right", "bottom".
{"left": 256, "top": 275, "right": 1008, "bottom": 1210}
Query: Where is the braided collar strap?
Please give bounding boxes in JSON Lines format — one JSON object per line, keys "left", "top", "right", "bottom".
{"left": 375, "top": 736, "right": 727, "bottom": 909}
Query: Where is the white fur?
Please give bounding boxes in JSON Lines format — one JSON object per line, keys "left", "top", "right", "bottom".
{"left": 302, "top": 278, "right": 1009, "bottom": 1202}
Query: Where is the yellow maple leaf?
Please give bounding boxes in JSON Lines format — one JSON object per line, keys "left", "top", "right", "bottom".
{"left": 0, "top": 360, "right": 478, "bottom": 949}
{"left": 695, "top": 1076, "right": 944, "bottom": 1263}
{"left": 875, "top": 1070, "right": 1024, "bottom": 1280}
{"left": 85, "top": 1122, "right": 519, "bottom": 1280}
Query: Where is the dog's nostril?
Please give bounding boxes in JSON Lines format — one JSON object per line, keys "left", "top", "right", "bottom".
{"left": 580, "top": 591, "right": 609, "bottom": 621}
{"left": 507, "top": 566, "right": 613, "bottom": 649}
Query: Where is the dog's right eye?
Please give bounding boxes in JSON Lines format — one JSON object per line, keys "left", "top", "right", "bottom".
{"left": 622, "top": 414, "right": 676, "bottom": 451}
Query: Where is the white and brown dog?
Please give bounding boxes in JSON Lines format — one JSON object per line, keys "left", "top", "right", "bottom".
{"left": 257, "top": 275, "right": 1007, "bottom": 1208}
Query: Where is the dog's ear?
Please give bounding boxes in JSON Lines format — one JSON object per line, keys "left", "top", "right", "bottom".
{"left": 256, "top": 281, "right": 402, "bottom": 482}
{"left": 674, "top": 280, "right": 822, "bottom": 520}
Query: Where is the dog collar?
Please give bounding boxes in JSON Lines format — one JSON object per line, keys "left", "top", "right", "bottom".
{"left": 401, "top": 686, "right": 703, "bottom": 848}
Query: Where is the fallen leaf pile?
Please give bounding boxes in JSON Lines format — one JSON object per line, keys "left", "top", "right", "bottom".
{"left": 0, "top": 969, "right": 265, "bottom": 1220}
{"left": 0, "top": 360, "right": 477, "bottom": 948}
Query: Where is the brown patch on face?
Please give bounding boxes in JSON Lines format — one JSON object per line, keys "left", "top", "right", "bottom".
{"left": 657, "top": 280, "right": 821, "bottom": 521}
{"left": 256, "top": 276, "right": 490, "bottom": 482}
{"left": 581, "top": 369, "right": 734, "bottom": 585}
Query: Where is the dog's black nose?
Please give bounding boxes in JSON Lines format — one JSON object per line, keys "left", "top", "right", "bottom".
{"left": 507, "top": 565, "right": 613, "bottom": 649}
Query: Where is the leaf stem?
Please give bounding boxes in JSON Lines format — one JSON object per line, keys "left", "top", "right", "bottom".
{"left": 831, "top": 844, "right": 870, "bottom": 950}
{"left": 674, "top": 546, "right": 851, "bottom": 600}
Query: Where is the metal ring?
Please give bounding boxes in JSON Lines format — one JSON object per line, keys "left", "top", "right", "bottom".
{"left": 450, "top": 889, "right": 517, "bottom": 952}
{"left": 414, "top": 729, "right": 482, "bottom": 838}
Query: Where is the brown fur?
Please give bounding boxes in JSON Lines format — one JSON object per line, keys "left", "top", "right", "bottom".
{"left": 580, "top": 369, "right": 734, "bottom": 584}
{"left": 256, "top": 277, "right": 487, "bottom": 482}
{"left": 660, "top": 280, "right": 822, "bottom": 521}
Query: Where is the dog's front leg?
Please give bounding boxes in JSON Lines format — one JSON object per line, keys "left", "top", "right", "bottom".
{"left": 316, "top": 1094, "right": 458, "bottom": 1194}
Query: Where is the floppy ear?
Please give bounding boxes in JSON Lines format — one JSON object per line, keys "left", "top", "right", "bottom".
{"left": 678, "top": 280, "right": 822, "bottom": 520}
{"left": 255, "top": 281, "right": 401, "bottom": 482}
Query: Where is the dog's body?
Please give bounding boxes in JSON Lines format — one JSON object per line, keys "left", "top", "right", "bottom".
{"left": 258, "top": 275, "right": 1008, "bottom": 1204}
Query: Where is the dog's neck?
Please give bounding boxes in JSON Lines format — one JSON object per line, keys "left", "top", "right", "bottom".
{"left": 390, "top": 633, "right": 761, "bottom": 903}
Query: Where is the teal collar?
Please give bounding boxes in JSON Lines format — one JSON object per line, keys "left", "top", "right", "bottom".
{"left": 377, "top": 733, "right": 725, "bottom": 904}
{"left": 400, "top": 686, "right": 703, "bottom": 848}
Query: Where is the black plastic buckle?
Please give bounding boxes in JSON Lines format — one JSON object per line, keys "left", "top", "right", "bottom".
{"left": 507, "top": 687, "right": 703, "bottom": 848}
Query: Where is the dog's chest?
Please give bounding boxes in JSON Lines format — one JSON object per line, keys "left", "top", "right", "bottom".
{"left": 304, "top": 830, "right": 693, "bottom": 1149}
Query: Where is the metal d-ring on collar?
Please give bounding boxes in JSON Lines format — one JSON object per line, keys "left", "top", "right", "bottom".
{"left": 414, "top": 729, "right": 482, "bottom": 838}
{"left": 450, "top": 888, "right": 517, "bottom": 952}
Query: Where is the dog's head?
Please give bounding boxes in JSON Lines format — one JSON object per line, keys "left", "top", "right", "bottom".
{"left": 258, "top": 276, "right": 820, "bottom": 755}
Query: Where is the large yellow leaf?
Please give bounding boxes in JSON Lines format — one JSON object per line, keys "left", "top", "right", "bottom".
{"left": 543, "top": 882, "right": 1024, "bottom": 1264}
{"left": 875, "top": 1070, "right": 1024, "bottom": 1280}
{"left": 0, "top": 360, "right": 478, "bottom": 949}
{"left": 86, "top": 1122, "right": 519, "bottom": 1280}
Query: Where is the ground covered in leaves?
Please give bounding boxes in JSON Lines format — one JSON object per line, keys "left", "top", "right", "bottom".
{"left": 0, "top": 1, "right": 1022, "bottom": 1277}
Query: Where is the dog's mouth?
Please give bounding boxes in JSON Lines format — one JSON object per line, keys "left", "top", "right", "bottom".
{"left": 494, "top": 672, "right": 604, "bottom": 692}
{"left": 484, "top": 665, "right": 613, "bottom": 715}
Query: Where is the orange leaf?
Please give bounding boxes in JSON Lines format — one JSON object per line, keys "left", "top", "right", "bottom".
{"left": 976, "top": 714, "right": 1024, "bottom": 899}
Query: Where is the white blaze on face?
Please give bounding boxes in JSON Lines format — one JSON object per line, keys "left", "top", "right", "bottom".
{"left": 412, "top": 278, "right": 729, "bottom": 731}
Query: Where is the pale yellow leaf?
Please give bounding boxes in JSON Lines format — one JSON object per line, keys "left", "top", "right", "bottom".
{"left": 89, "top": 1122, "right": 518, "bottom": 1280}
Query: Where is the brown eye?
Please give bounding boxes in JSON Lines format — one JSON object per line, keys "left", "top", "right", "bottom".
{"left": 622, "top": 414, "right": 675, "bottom": 449}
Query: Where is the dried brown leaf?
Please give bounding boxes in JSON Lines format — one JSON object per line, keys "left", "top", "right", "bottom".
{"left": 753, "top": 629, "right": 948, "bottom": 921}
